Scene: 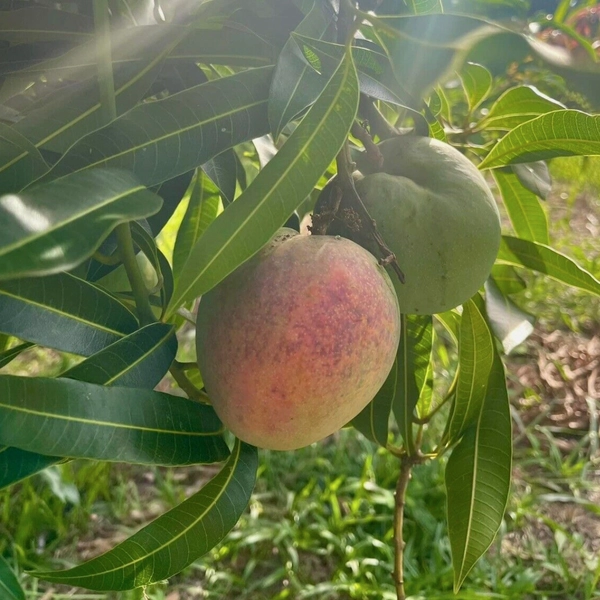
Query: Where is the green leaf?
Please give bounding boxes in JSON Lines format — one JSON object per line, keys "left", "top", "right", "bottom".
{"left": 370, "top": 14, "right": 499, "bottom": 101}
{"left": 479, "top": 110, "right": 600, "bottom": 169}
{"left": 479, "top": 85, "right": 566, "bottom": 131}
{"left": 352, "top": 359, "right": 397, "bottom": 447}
{"left": 0, "top": 273, "right": 138, "bottom": 356}
{"left": 0, "top": 446, "right": 63, "bottom": 491}
{"left": 203, "top": 150, "right": 237, "bottom": 205}
{"left": 0, "top": 342, "right": 33, "bottom": 370}
{"left": 0, "top": 169, "right": 163, "bottom": 281}
{"left": 511, "top": 161, "right": 552, "bottom": 200}
{"left": 490, "top": 264, "right": 527, "bottom": 295}
{"left": 0, "top": 7, "right": 92, "bottom": 43}
{"left": 61, "top": 323, "right": 177, "bottom": 388}
{"left": 0, "top": 375, "right": 228, "bottom": 465}
{"left": 448, "top": 300, "right": 494, "bottom": 442}
{"left": 446, "top": 351, "right": 512, "bottom": 590}
{"left": 406, "top": 0, "right": 444, "bottom": 15}
{"left": 268, "top": 1, "right": 335, "bottom": 138}
{"left": 497, "top": 236, "right": 600, "bottom": 296}
{"left": 484, "top": 279, "right": 534, "bottom": 354}
{"left": 47, "top": 67, "right": 273, "bottom": 188}
{"left": 32, "top": 439, "right": 257, "bottom": 591}
{"left": 459, "top": 62, "right": 492, "bottom": 114}
{"left": 0, "top": 124, "right": 48, "bottom": 195}
{"left": 172, "top": 171, "right": 221, "bottom": 283}
{"left": 393, "top": 315, "right": 433, "bottom": 449}
{"left": 493, "top": 170, "right": 549, "bottom": 244}
{"left": 167, "top": 50, "right": 359, "bottom": 315}
{"left": 0, "top": 555, "right": 24, "bottom": 600}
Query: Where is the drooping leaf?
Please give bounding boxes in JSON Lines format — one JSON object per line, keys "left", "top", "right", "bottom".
{"left": 510, "top": 161, "right": 551, "bottom": 200}
{"left": 497, "top": 236, "right": 600, "bottom": 296}
{"left": 393, "top": 315, "right": 434, "bottom": 449}
{"left": 0, "top": 342, "right": 33, "bottom": 370}
{"left": 0, "top": 446, "right": 64, "bottom": 491}
{"left": 493, "top": 170, "right": 549, "bottom": 244}
{"left": 167, "top": 50, "right": 359, "bottom": 315}
{"left": 490, "top": 264, "right": 527, "bottom": 295}
{"left": 203, "top": 150, "right": 238, "bottom": 205}
{"left": 459, "top": 62, "right": 492, "bottom": 114}
{"left": 61, "top": 323, "right": 177, "bottom": 388}
{"left": 478, "top": 85, "right": 566, "bottom": 131}
{"left": 32, "top": 440, "right": 257, "bottom": 591}
{"left": 0, "top": 555, "right": 24, "bottom": 600}
{"left": 46, "top": 67, "right": 274, "bottom": 188}
{"left": 446, "top": 351, "right": 512, "bottom": 590}
{"left": 0, "top": 123, "right": 49, "bottom": 195}
{"left": 479, "top": 110, "right": 600, "bottom": 169}
{"left": 0, "top": 375, "right": 228, "bottom": 465}
{"left": 0, "top": 273, "right": 138, "bottom": 356}
{"left": 448, "top": 299, "right": 494, "bottom": 442}
{"left": 0, "top": 169, "right": 163, "bottom": 281}
{"left": 172, "top": 171, "right": 221, "bottom": 283}
{"left": 268, "top": 0, "right": 336, "bottom": 139}
{"left": 484, "top": 279, "right": 534, "bottom": 354}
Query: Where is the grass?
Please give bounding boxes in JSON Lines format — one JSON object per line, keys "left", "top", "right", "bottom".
{"left": 2, "top": 157, "right": 600, "bottom": 600}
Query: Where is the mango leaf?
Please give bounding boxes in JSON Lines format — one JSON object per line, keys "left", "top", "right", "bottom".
{"left": 0, "top": 323, "right": 178, "bottom": 490}
{"left": 490, "top": 264, "right": 527, "bottom": 295}
{"left": 46, "top": 67, "right": 273, "bottom": 188}
{"left": 0, "top": 342, "right": 33, "bottom": 370}
{"left": 435, "top": 310, "right": 460, "bottom": 344}
{"left": 352, "top": 358, "right": 397, "bottom": 447}
{"left": 0, "top": 273, "right": 138, "bottom": 356}
{"left": 446, "top": 351, "right": 512, "bottom": 590}
{"left": 32, "top": 440, "right": 257, "bottom": 591}
{"left": 167, "top": 50, "right": 359, "bottom": 315}
{"left": 0, "top": 375, "right": 227, "bottom": 465}
{"left": 479, "top": 110, "right": 600, "bottom": 169}
{"left": 203, "top": 150, "right": 237, "bottom": 205}
{"left": 0, "top": 7, "right": 92, "bottom": 44}
{"left": 485, "top": 279, "right": 534, "bottom": 354}
{"left": 459, "top": 62, "right": 492, "bottom": 114}
{"left": 511, "top": 162, "right": 551, "bottom": 200}
{"left": 448, "top": 299, "right": 494, "bottom": 442}
{"left": 479, "top": 85, "right": 565, "bottom": 130}
{"left": 0, "top": 169, "right": 163, "bottom": 281}
{"left": 0, "top": 555, "right": 24, "bottom": 600}
{"left": 406, "top": 0, "right": 443, "bottom": 14}
{"left": 493, "top": 170, "right": 549, "bottom": 244}
{"left": 269, "top": 0, "right": 336, "bottom": 139}
{"left": 369, "top": 13, "right": 499, "bottom": 101}
{"left": 172, "top": 171, "right": 221, "bottom": 283}
{"left": 393, "top": 315, "right": 434, "bottom": 450}
{"left": 497, "top": 236, "right": 600, "bottom": 296}
{"left": 0, "top": 124, "right": 48, "bottom": 195}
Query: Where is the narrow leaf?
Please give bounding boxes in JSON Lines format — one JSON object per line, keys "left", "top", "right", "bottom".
{"left": 490, "top": 264, "right": 527, "bottom": 295}
{"left": 0, "top": 555, "right": 24, "bottom": 600}
{"left": 0, "top": 446, "right": 63, "bottom": 491}
{"left": 0, "top": 375, "right": 228, "bottom": 466}
{"left": 406, "top": 0, "right": 443, "bottom": 15}
{"left": 172, "top": 171, "right": 221, "bottom": 282}
{"left": 493, "top": 170, "right": 549, "bottom": 244}
{"left": 0, "top": 342, "right": 33, "bottom": 370}
{"left": 459, "top": 62, "right": 492, "bottom": 113}
{"left": 0, "top": 169, "right": 163, "bottom": 281}
{"left": 47, "top": 67, "right": 273, "bottom": 188}
{"left": 203, "top": 150, "right": 237, "bottom": 205}
{"left": 0, "top": 273, "right": 138, "bottom": 356}
{"left": 511, "top": 161, "right": 551, "bottom": 200}
{"left": 32, "top": 440, "right": 258, "bottom": 591}
{"left": 446, "top": 351, "right": 512, "bottom": 590}
{"left": 479, "top": 85, "right": 566, "bottom": 130}
{"left": 497, "top": 235, "right": 600, "bottom": 296}
{"left": 167, "top": 51, "right": 359, "bottom": 315}
{"left": 480, "top": 110, "right": 600, "bottom": 169}
{"left": 449, "top": 300, "right": 494, "bottom": 441}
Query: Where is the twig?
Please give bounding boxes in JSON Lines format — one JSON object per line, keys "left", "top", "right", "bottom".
{"left": 169, "top": 362, "right": 210, "bottom": 404}
{"left": 93, "top": 0, "right": 117, "bottom": 123}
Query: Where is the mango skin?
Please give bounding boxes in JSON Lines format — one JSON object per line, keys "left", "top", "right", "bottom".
{"left": 195, "top": 229, "right": 401, "bottom": 451}
{"left": 355, "top": 136, "right": 501, "bottom": 315}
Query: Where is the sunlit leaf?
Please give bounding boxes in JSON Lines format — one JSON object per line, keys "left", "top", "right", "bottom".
{"left": 490, "top": 264, "right": 527, "bottom": 295}
{"left": 459, "top": 62, "right": 492, "bottom": 113}
{"left": 479, "top": 110, "right": 600, "bottom": 169}
{"left": 0, "top": 273, "right": 138, "bottom": 356}
{"left": 0, "top": 375, "right": 228, "bottom": 465}
{"left": 497, "top": 236, "right": 600, "bottom": 296}
{"left": 493, "top": 170, "right": 549, "bottom": 244}
{"left": 0, "top": 169, "right": 162, "bottom": 281}
{"left": 167, "top": 50, "right": 359, "bottom": 315}
{"left": 446, "top": 351, "right": 512, "bottom": 590}
{"left": 32, "top": 440, "right": 257, "bottom": 591}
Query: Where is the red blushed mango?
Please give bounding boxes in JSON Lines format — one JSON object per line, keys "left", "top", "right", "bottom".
{"left": 195, "top": 229, "right": 401, "bottom": 451}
